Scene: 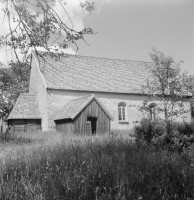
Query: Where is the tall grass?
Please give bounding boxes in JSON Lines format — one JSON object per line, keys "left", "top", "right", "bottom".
{"left": 0, "top": 131, "right": 194, "bottom": 199}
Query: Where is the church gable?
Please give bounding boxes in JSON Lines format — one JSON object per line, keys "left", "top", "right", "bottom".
{"left": 29, "top": 53, "right": 46, "bottom": 93}
{"left": 54, "top": 94, "right": 113, "bottom": 134}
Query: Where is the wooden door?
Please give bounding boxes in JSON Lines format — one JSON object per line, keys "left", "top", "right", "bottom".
{"left": 14, "top": 120, "right": 26, "bottom": 133}
{"left": 27, "top": 120, "right": 37, "bottom": 132}
{"left": 85, "top": 121, "right": 91, "bottom": 134}
{"left": 87, "top": 117, "right": 97, "bottom": 134}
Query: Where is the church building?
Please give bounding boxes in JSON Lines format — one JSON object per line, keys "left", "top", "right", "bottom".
{"left": 6, "top": 52, "right": 192, "bottom": 134}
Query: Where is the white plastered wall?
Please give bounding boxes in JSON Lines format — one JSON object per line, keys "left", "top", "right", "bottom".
{"left": 47, "top": 90, "right": 192, "bottom": 132}
{"left": 29, "top": 56, "right": 49, "bottom": 131}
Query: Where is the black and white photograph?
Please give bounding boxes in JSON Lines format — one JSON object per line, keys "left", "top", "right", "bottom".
{"left": 0, "top": 0, "right": 194, "bottom": 199}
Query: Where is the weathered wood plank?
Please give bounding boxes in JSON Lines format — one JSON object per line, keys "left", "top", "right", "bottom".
{"left": 55, "top": 99, "right": 111, "bottom": 135}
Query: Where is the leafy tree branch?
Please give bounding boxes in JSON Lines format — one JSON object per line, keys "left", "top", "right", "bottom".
{"left": 141, "top": 48, "right": 191, "bottom": 124}
{"left": 0, "top": 0, "right": 95, "bottom": 63}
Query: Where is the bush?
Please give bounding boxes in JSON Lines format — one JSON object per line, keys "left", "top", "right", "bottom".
{"left": 134, "top": 118, "right": 165, "bottom": 144}
{"left": 134, "top": 118, "right": 194, "bottom": 152}
{"left": 174, "top": 121, "right": 194, "bottom": 137}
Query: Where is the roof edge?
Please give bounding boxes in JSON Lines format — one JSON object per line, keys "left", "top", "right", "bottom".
{"left": 31, "top": 51, "right": 48, "bottom": 90}
{"left": 47, "top": 88, "right": 193, "bottom": 98}
{"left": 93, "top": 96, "right": 114, "bottom": 121}
{"left": 70, "top": 94, "right": 95, "bottom": 120}
{"left": 36, "top": 50, "right": 154, "bottom": 64}
{"left": 5, "top": 94, "right": 23, "bottom": 121}
{"left": 47, "top": 88, "right": 145, "bottom": 96}
{"left": 54, "top": 94, "right": 94, "bottom": 121}
{"left": 5, "top": 93, "right": 40, "bottom": 121}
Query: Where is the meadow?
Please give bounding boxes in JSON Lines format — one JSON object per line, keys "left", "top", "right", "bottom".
{"left": 0, "top": 131, "right": 194, "bottom": 199}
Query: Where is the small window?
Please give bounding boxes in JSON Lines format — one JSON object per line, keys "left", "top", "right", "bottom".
{"left": 149, "top": 103, "right": 157, "bottom": 121}
{"left": 118, "top": 102, "right": 126, "bottom": 121}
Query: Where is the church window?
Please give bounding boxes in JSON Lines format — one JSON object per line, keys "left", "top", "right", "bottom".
{"left": 118, "top": 102, "right": 126, "bottom": 121}
{"left": 149, "top": 103, "right": 157, "bottom": 121}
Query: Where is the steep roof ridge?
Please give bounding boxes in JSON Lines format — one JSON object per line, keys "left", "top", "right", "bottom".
{"left": 71, "top": 94, "right": 95, "bottom": 119}
{"left": 92, "top": 95, "right": 114, "bottom": 121}
{"left": 35, "top": 50, "right": 154, "bottom": 64}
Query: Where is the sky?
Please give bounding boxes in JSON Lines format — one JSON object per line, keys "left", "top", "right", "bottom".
{"left": 0, "top": 0, "right": 194, "bottom": 74}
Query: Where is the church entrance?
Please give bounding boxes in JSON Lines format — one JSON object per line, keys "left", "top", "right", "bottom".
{"left": 86, "top": 116, "right": 97, "bottom": 135}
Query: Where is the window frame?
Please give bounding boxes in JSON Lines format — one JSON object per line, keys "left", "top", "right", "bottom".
{"left": 149, "top": 103, "right": 157, "bottom": 121}
{"left": 118, "top": 102, "right": 126, "bottom": 121}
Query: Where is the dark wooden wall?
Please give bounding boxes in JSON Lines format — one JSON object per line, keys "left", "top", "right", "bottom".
{"left": 55, "top": 119, "right": 74, "bottom": 133}
{"left": 55, "top": 99, "right": 111, "bottom": 134}
{"left": 8, "top": 119, "right": 41, "bottom": 133}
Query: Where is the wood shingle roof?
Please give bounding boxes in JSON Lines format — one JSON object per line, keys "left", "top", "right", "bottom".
{"left": 54, "top": 94, "right": 113, "bottom": 121}
{"left": 34, "top": 52, "right": 154, "bottom": 94}
{"left": 6, "top": 93, "right": 41, "bottom": 120}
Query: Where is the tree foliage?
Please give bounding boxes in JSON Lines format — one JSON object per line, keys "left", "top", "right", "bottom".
{"left": 135, "top": 49, "right": 194, "bottom": 150}
{"left": 0, "top": 0, "right": 94, "bottom": 117}
{"left": 183, "top": 75, "right": 194, "bottom": 118}
{"left": 183, "top": 75, "right": 194, "bottom": 97}
{"left": 141, "top": 48, "right": 191, "bottom": 124}
{"left": 0, "top": 0, "right": 94, "bottom": 62}
{"left": 0, "top": 62, "right": 30, "bottom": 117}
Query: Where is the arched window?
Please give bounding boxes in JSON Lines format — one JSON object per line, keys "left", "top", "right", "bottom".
{"left": 118, "top": 102, "right": 126, "bottom": 121}
{"left": 149, "top": 103, "right": 157, "bottom": 121}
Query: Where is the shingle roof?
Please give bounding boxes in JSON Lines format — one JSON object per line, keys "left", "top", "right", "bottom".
{"left": 54, "top": 94, "right": 113, "bottom": 121}
{"left": 6, "top": 93, "right": 41, "bottom": 120}
{"left": 34, "top": 51, "right": 154, "bottom": 94}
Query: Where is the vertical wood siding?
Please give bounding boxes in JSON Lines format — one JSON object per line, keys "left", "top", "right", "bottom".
{"left": 55, "top": 99, "right": 110, "bottom": 134}
{"left": 8, "top": 119, "right": 41, "bottom": 133}
{"left": 55, "top": 119, "right": 74, "bottom": 133}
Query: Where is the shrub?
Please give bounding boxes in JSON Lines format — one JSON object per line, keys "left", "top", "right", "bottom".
{"left": 134, "top": 118, "right": 194, "bottom": 152}
{"left": 134, "top": 118, "right": 166, "bottom": 144}
{"left": 174, "top": 121, "right": 194, "bottom": 137}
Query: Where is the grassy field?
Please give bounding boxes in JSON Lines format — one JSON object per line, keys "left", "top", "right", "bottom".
{"left": 0, "top": 131, "right": 194, "bottom": 199}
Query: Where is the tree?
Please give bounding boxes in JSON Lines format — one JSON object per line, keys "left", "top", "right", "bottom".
{"left": 0, "top": 0, "right": 94, "bottom": 118}
{"left": 134, "top": 49, "right": 194, "bottom": 150}
{"left": 183, "top": 75, "right": 194, "bottom": 118}
{"left": 141, "top": 48, "right": 191, "bottom": 126}
{"left": 0, "top": 61, "right": 30, "bottom": 118}
{"left": 183, "top": 75, "right": 194, "bottom": 96}
{"left": 0, "top": 0, "right": 94, "bottom": 62}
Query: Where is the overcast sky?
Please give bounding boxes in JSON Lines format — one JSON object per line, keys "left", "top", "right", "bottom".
{"left": 0, "top": 0, "right": 193, "bottom": 74}
{"left": 78, "top": 0, "right": 194, "bottom": 75}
